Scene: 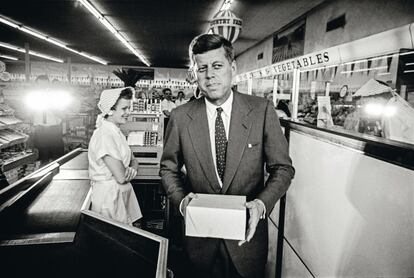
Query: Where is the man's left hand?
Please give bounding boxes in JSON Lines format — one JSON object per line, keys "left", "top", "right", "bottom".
{"left": 238, "top": 200, "right": 265, "bottom": 246}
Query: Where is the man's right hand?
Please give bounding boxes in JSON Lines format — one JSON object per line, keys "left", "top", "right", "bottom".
{"left": 180, "top": 192, "right": 197, "bottom": 218}
{"left": 163, "top": 110, "right": 171, "bottom": 117}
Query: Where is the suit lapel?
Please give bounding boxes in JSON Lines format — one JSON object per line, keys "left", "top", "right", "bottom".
{"left": 222, "top": 92, "right": 253, "bottom": 194}
{"left": 187, "top": 99, "right": 221, "bottom": 192}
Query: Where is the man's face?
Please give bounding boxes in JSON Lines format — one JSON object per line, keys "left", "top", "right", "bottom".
{"left": 194, "top": 46, "right": 236, "bottom": 106}
{"left": 164, "top": 89, "right": 172, "bottom": 101}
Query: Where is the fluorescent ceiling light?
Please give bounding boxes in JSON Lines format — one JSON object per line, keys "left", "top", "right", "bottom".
{"left": 0, "top": 14, "right": 107, "bottom": 65}
{"left": 300, "top": 64, "right": 338, "bottom": 73}
{"left": 343, "top": 59, "right": 367, "bottom": 65}
{"left": 400, "top": 50, "right": 414, "bottom": 56}
{"left": 370, "top": 54, "right": 395, "bottom": 61}
{"left": 0, "top": 42, "right": 64, "bottom": 63}
{"left": 340, "top": 66, "right": 388, "bottom": 74}
{"left": 77, "top": 0, "right": 150, "bottom": 66}
{"left": 0, "top": 54, "right": 18, "bottom": 61}
{"left": 376, "top": 72, "right": 390, "bottom": 76}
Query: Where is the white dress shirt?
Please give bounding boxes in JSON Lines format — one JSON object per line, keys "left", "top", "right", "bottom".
{"left": 205, "top": 91, "right": 233, "bottom": 187}
{"left": 161, "top": 99, "right": 177, "bottom": 112}
{"left": 175, "top": 98, "right": 188, "bottom": 107}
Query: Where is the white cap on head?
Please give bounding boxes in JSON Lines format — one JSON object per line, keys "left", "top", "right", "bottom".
{"left": 98, "top": 87, "right": 132, "bottom": 116}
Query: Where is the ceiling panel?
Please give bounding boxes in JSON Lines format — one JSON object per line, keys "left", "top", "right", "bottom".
{"left": 0, "top": 0, "right": 326, "bottom": 68}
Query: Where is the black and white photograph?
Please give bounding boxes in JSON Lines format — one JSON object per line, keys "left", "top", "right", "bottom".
{"left": 0, "top": 1, "right": 413, "bottom": 277}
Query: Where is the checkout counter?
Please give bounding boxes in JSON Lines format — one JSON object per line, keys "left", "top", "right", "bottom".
{"left": 0, "top": 148, "right": 168, "bottom": 278}
{"left": 271, "top": 119, "right": 414, "bottom": 278}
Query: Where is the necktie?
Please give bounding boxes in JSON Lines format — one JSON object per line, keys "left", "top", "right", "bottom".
{"left": 215, "top": 107, "right": 227, "bottom": 182}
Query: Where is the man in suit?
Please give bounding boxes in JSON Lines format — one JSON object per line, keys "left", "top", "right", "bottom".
{"left": 160, "top": 34, "right": 294, "bottom": 278}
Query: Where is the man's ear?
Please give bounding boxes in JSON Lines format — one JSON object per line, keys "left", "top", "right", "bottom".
{"left": 231, "top": 60, "right": 237, "bottom": 75}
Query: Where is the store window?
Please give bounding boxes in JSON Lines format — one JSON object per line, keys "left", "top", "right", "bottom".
{"left": 248, "top": 73, "right": 294, "bottom": 119}
{"left": 252, "top": 76, "right": 273, "bottom": 98}
{"left": 235, "top": 79, "right": 249, "bottom": 95}
{"left": 296, "top": 50, "right": 414, "bottom": 145}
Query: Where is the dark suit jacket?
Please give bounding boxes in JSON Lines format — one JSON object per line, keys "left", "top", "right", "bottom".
{"left": 160, "top": 91, "right": 294, "bottom": 277}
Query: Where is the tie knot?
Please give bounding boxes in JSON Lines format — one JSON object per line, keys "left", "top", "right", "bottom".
{"left": 216, "top": 107, "right": 223, "bottom": 115}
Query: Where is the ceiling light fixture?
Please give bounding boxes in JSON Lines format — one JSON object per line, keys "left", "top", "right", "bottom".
{"left": 0, "top": 54, "right": 18, "bottom": 61}
{"left": 220, "top": 0, "right": 234, "bottom": 11}
{"left": 77, "top": 0, "right": 150, "bottom": 67}
{"left": 0, "top": 15, "right": 107, "bottom": 65}
{"left": 204, "top": 0, "right": 236, "bottom": 34}
{"left": 0, "top": 42, "right": 64, "bottom": 63}
{"left": 400, "top": 50, "right": 414, "bottom": 56}
{"left": 340, "top": 66, "right": 388, "bottom": 74}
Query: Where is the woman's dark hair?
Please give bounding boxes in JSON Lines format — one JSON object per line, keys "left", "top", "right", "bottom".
{"left": 119, "top": 87, "right": 133, "bottom": 99}
{"left": 162, "top": 88, "right": 172, "bottom": 94}
{"left": 110, "top": 87, "right": 133, "bottom": 110}
{"left": 192, "top": 34, "right": 234, "bottom": 62}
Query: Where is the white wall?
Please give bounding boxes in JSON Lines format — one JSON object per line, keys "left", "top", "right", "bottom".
{"left": 235, "top": 0, "right": 414, "bottom": 75}
{"left": 283, "top": 130, "right": 414, "bottom": 277}
{"left": 304, "top": 0, "right": 414, "bottom": 54}
{"left": 235, "top": 36, "right": 273, "bottom": 74}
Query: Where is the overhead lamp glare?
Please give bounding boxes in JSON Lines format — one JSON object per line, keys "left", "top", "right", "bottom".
{"left": 0, "top": 54, "right": 18, "bottom": 61}
{"left": 0, "top": 42, "right": 64, "bottom": 63}
{"left": 77, "top": 0, "right": 150, "bottom": 66}
{"left": 0, "top": 14, "right": 107, "bottom": 65}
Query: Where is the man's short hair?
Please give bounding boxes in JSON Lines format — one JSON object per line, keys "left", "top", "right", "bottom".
{"left": 191, "top": 34, "right": 234, "bottom": 63}
{"left": 162, "top": 88, "right": 172, "bottom": 94}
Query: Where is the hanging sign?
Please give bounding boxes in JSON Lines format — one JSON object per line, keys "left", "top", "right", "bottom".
{"left": 210, "top": 10, "right": 242, "bottom": 43}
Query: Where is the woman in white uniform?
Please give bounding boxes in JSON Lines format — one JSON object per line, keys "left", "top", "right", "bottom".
{"left": 88, "top": 87, "right": 142, "bottom": 225}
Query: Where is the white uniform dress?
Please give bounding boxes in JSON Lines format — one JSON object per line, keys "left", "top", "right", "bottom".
{"left": 88, "top": 119, "right": 142, "bottom": 225}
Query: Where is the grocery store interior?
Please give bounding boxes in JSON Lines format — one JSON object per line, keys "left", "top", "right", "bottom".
{"left": 0, "top": 0, "right": 413, "bottom": 277}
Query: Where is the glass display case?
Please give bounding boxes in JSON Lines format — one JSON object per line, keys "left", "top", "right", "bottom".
{"left": 296, "top": 49, "right": 414, "bottom": 145}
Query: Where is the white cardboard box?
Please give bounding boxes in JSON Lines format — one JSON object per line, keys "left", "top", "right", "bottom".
{"left": 185, "top": 194, "right": 246, "bottom": 240}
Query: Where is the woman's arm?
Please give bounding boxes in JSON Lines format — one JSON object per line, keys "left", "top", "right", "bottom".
{"left": 126, "top": 151, "right": 139, "bottom": 181}
{"left": 102, "top": 155, "right": 127, "bottom": 184}
{"left": 129, "top": 150, "right": 139, "bottom": 171}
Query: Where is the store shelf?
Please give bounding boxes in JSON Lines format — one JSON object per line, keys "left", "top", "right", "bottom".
{"left": 0, "top": 116, "right": 22, "bottom": 130}
{"left": 0, "top": 103, "right": 15, "bottom": 116}
{"left": 0, "top": 129, "right": 28, "bottom": 149}
{"left": 1, "top": 152, "right": 38, "bottom": 172}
